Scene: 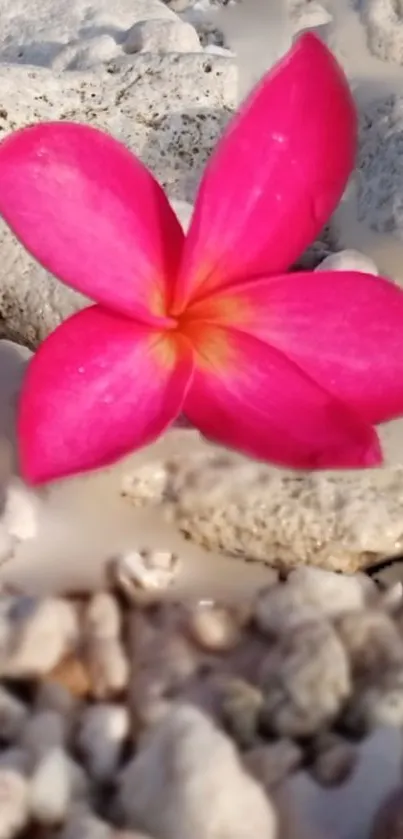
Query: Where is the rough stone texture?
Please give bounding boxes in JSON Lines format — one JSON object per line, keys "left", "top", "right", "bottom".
{"left": 122, "top": 436, "right": 403, "bottom": 572}
{"left": 357, "top": 95, "right": 403, "bottom": 238}
{"left": 0, "top": 0, "right": 191, "bottom": 68}
{"left": 123, "top": 19, "right": 202, "bottom": 54}
{"left": 289, "top": 0, "right": 332, "bottom": 32}
{"left": 357, "top": 0, "right": 403, "bottom": 65}
{"left": 0, "top": 55, "right": 235, "bottom": 347}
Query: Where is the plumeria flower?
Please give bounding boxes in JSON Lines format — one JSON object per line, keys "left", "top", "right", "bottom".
{"left": 1, "top": 34, "right": 403, "bottom": 485}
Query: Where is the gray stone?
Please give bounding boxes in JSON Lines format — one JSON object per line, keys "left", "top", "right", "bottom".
{"left": 357, "top": 94, "right": 403, "bottom": 238}
{"left": 0, "top": 55, "right": 235, "bottom": 347}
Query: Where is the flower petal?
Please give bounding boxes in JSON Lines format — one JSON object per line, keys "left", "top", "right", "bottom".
{"left": 200, "top": 270, "right": 403, "bottom": 425}
{"left": 0, "top": 122, "right": 183, "bottom": 326}
{"left": 173, "top": 33, "right": 356, "bottom": 311}
{"left": 183, "top": 324, "right": 381, "bottom": 469}
{"left": 18, "top": 306, "right": 193, "bottom": 485}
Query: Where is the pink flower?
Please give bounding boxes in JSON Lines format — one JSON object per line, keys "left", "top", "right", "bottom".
{"left": 0, "top": 33, "right": 403, "bottom": 485}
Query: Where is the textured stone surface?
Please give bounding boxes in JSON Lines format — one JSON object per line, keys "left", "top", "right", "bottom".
{"left": 0, "top": 55, "right": 235, "bottom": 347}
{"left": 121, "top": 432, "right": 403, "bottom": 572}
{"left": 357, "top": 0, "right": 403, "bottom": 65}
{"left": 357, "top": 95, "right": 403, "bottom": 238}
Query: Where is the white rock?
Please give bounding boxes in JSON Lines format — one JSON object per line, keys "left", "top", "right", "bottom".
{"left": 2, "top": 481, "right": 38, "bottom": 541}
{"left": 77, "top": 704, "right": 129, "bottom": 782}
{"left": 358, "top": 0, "right": 403, "bottom": 64}
{"left": 119, "top": 704, "right": 277, "bottom": 839}
{"left": 162, "top": 444, "right": 403, "bottom": 572}
{"left": 316, "top": 249, "right": 379, "bottom": 275}
{"left": 0, "top": 768, "right": 29, "bottom": 839}
{"left": 289, "top": 0, "right": 332, "bottom": 33}
{"left": 0, "top": 596, "right": 79, "bottom": 677}
{"left": 112, "top": 550, "right": 180, "bottom": 602}
{"left": 29, "top": 748, "right": 88, "bottom": 825}
{"left": 254, "top": 568, "right": 375, "bottom": 635}
{"left": 86, "top": 592, "right": 122, "bottom": 640}
{"left": 84, "top": 593, "right": 129, "bottom": 698}
{"left": 123, "top": 19, "right": 201, "bottom": 54}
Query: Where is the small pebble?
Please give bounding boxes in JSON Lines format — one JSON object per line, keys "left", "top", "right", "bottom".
{"left": 310, "top": 733, "right": 357, "bottom": 787}
{"left": 77, "top": 704, "right": 130, "bottom": 782}
{"left": 316, "top": 249, "right": 379, "bottom": 275}
{"left": 112, "top": 550, "right": 180, "bottom": 603}
{"left": 0, "top": 596, "right": 80, "bottom": 678}
{"left": 335, "top": 610, "right": 403, "bottom": 678}
{"left": 120, "top": 463, "right": 168, "bottom": 507}
{"left": 255, "top": 568, "right": 375, "bottom": 636}
{"left": 84, "top": 593, "right": 129, "bottom": 699}
{"left": 219, "top": 678, "right": 263, "bottom": 749}
{"left": 29, "top": 748, "right": 88, "bottom": 825}
{"left": 259, "top": 620, "right": 351, "bottom": 737}
{"left": 187, "top": 602, "right": 242, "bottom": 652}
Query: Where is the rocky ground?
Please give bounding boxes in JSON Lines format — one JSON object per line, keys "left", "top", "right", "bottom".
{"left": 1, "top": 0, "right": 403, "bottom": 837}
{"left": 0, "top": 564, "right": 402, "bottom": 839}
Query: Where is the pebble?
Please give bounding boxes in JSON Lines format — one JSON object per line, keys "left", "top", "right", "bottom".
{"left": 316, "top": 249, "right": 379, "bottom": 275}
{"left": 77, "top": 704, "right": 130, "bottom": 782}
{"left": 123, "top": 19, "right": 201, "bottom": 54}
{"left": 219, "top": 677, "right": 264, "bottom": 749}
{"left": 111, "top": 550, "right": 180, "bottom": 604}
{"left": 29, "top": 748, "right": 87, "bottom": 825}
{"left": 118, "top": 704, "right": 278, "bottom": 839}
{"left": 335, "top": 610, "right": 403, "bottom": 678}
{"left": 84, "top": 593, "right": 129, "bottom": 699}
{"left": 0, "top": 596, "right": 80, "bottom": 678}
{"left": 310, "top": 733, "right": 357, "bottom": 787}
{"left": 254, "top": 568, "right": 376, "bottom": 635}
{"left": 358, "top": 0, "right": 403, "bottom": 65}
{"left": 258, "top": 621, "right": 351, "bottom": 737}
{"left": 120, "top": 463, "right": 168, "bottom": 507}
{"left": 186, "top": 602, "right": 242, "bottom": 652}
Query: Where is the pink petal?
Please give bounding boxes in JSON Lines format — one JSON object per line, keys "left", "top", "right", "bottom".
{"left": 200, "top": 270, "right": 403, "bottom": 425}
{"left": 183, "top": 324, "right": 381, "bottom": 469}
{"left": 0, "top": 122, "right": 183, "bottom": 326}
{"left": 18, "top": 306, "right": 193, "bottom": 484}
{"left": 173, "top": 33, "right": 356, "bottom": 311}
